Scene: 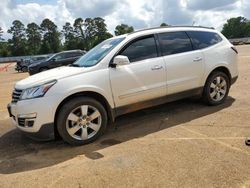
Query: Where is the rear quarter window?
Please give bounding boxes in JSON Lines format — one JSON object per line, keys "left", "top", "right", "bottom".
{"left": 186, "top": 31, "right": 222, "bottom": 50}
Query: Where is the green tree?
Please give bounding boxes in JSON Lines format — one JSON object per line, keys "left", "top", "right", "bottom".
{"left": 40, "top": 18, "right": 61, "bottom": 53}
{"left": 62, "top": 22, "right": 79, "bottom": 50}
{"left": 7, "top": 20, "right": 27, "bottom": 56}
{"left": 0, "top": 27, "right": 9, "bottom": 57}
{"left": 221, "top": 17, "right": 249, "bottom": 38}
{"left": 72, "top": 17, "right": 112, "bottom": 50}
{"left": 0, "top": 42, "right": 11, "bottom": 57}
{"left": 88, "top": 17, "right": 113, "bottom": 47}
{"left": 73, "top": 18, "right": 86, "bottom": 50}
{"left": 160, "top": 23, "right": 169, "bottom": 27}
{"left": 0, "top": 27, "right": 3, "bottom": 41}
{"left": 114, "top": 24, "right": 134, "bottom": 36}
{"left": 26, "top": 22, "right": 42, "bottom": 55}
{"left": 246, "top": 21, "right": 250, "bottom": 37}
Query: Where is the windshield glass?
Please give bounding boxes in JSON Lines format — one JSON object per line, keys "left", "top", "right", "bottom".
{"left": 73, "top": 37, "right": 125, "bottom": 67}
{"left": 46, "top": 53, "right": 59, "bottom": 61}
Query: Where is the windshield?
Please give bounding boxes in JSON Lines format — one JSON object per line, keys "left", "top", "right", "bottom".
{"left": 46, "top": 53, "right": 59, "bottom": 61}
{"left": 73, "top": 37, "right": 125, "bottom": 67}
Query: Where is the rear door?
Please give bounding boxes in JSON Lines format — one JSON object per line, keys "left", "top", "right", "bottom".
{"left": 158, "top": 31, "right": 205, "bottom": 95}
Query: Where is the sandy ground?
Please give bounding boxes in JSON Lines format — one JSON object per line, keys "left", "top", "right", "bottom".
{"left": 0, "top": 46, "right": 250, "bottom": 188}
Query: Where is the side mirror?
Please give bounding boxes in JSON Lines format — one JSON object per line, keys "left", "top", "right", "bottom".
{"left": 113, "top": 55, "right": 130, "bottom": 66}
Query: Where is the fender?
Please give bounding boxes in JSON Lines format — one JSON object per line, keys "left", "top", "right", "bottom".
{"left": 202, "top": 62, "right": 231, "bottom": 86}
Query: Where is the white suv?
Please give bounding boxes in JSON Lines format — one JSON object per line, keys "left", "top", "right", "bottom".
{"left": 8, "top": 26, "right": 238, "bottom": 145}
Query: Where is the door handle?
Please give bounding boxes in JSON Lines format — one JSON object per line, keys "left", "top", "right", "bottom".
{"left": 151, "top": 65, "right": 163, "bottom": 71}
{"left": 193, "top": 57, "right": 202, "bottom": 62}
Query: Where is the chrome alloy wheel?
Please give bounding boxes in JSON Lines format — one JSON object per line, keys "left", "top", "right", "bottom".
{"left": 66, "top": 105, "right": 102, "bottom": 141}
{"left": 209, "top": 76, "right": 227, "bottom": 102}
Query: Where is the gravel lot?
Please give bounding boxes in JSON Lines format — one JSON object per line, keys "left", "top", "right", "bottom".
{"left": 0, "top": 45, "right": 250, "bottom": 188}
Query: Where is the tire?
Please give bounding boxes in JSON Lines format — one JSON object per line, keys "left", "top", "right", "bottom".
{"left": 21, "top": 66, "right": 28, "bottom": 72}
{"left": 39, "top": 67, "right": 48, "bottom": 72}
{"left": 202, "top": 71, "right": 230, "bottom": 106}
{"left": 56, "top": 97, "right": 107, "bottom": 146}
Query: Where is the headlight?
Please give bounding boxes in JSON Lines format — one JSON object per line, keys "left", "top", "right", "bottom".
{"left": 20, "top": 80, "right": 56, "bottom": 100}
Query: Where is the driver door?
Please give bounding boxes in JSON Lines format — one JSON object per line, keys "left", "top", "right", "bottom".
{"left": 109, "top": 35, "right": 167, "bottom": 109}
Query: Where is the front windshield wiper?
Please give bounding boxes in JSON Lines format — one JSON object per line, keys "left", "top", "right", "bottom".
{"left": 70, "top": 64, "right": 81, "bottom": 67}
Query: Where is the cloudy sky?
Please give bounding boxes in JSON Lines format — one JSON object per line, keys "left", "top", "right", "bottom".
{"left": 0, "top": 0, "right": 250, "bottom": 38}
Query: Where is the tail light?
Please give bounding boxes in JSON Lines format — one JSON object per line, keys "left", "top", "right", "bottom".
{"left": 231, "top": 46, "right": 238, "bottom": 54}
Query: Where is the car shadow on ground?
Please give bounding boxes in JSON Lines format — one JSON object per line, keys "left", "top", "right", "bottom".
{"left": 0, "top": 97, "right": 235, "bottom": 174}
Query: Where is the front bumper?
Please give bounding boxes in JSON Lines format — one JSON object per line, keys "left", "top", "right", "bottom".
{"left": 231, "top": 76, "right": 238, "bottom": 85}
{"left": 7, "top": 97, "right": 57, "bottom": 140}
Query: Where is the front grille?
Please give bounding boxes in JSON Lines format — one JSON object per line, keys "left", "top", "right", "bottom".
{"left": 12, "top": 88, "right": 23, "bottom": 103}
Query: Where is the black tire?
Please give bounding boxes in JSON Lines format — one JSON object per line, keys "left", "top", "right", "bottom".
{"left": 39, "top": 67, "right": 48, "bottom": 72}
{"left": 56, "top": 97, "right": 107, "bottom": 146}
{"left": 21, "top": 66, "right": 28, "bottom": 72}
{"left": 202, "top": 71, "right": 230, "bottom": 106}
{"left": 246, "top": 138, "right": 250, "bottom": 146}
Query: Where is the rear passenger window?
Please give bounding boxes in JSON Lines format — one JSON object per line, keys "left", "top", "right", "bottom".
{"left": 120, "top": 36, "right": 158, "bottom": 62}
{"left": 158, "top": 32, "right": 193, "bottom": 56}
{"left": 186, "top": 31, "right": 222, "bottom": 50}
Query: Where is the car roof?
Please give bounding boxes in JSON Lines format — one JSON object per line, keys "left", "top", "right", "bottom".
{"left": 56, "top": 50, "right": 85, "bottom": 55}
{"left": 124, "top": 26, "right": 217, "bottom": 39}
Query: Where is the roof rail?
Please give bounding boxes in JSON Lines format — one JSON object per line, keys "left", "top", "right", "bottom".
{"left": 129, "top": 25, "right": 215, "bottom": 35}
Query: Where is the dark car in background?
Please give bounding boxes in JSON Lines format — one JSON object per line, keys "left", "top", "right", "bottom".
{"left": 15, "top": 55, "right": 50, "bottom": 72}
{"left": 28, "top": 50, "right": 85, "bottom": 75}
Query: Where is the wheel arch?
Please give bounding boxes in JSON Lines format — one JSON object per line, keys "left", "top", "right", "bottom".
{"left": 206, "top": 66, "right": 232, "bottom": 85}
{"left": 54, "top": 91, "right": 115, "bottom": 139}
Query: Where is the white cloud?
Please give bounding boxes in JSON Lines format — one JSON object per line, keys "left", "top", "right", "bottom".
{"left": 186, "top": 0, "right": 238, "bottom": 10}
{"left": 0, "top": 0, "right": 250, "bottom": 39}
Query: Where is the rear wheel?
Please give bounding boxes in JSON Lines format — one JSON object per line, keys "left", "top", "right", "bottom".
{"left": 202, "top": 71, "right": 230, "bottom": 105}
{"left": 56, "top": 97, "right": 107, "bottom": 145}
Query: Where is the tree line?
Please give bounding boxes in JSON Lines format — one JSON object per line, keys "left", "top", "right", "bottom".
{"left": 1, "top": 15, "right": 249, "bottom": 57}
{"left": 0, "top": 18, "right": 135, "bottom": 57}
{"left": 221, "top": 16, "right": 250, "bottom": 39}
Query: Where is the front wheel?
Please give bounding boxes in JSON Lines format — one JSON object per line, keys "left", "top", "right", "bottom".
{"left": 202, "top": 71, "right": 230, "bottom": 106}
{"left": 21, "top": 66, "right": 28, "bottom": 72}
{"left": 56, "top": 97, "right": 107, "bottom": 145}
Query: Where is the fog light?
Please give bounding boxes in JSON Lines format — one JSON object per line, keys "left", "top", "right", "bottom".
{"left": 27, "top": 120, "right": 34, "bottom": 127}
{"left": 17, "top": 113, "right": 36, "bottom": 127}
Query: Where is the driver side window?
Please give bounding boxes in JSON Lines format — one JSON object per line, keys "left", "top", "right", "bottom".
{"left": 120, "top": 36, "right": 158, "bottom": 63}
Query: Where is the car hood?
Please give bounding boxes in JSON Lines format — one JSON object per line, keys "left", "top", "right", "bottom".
{"left": 15, "top": 66, "right": 85, "bottom": 89}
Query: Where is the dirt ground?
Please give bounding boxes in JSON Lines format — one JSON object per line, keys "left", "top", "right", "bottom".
{"left": 0, "top": 45, "right": 250, "bottom": 188}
